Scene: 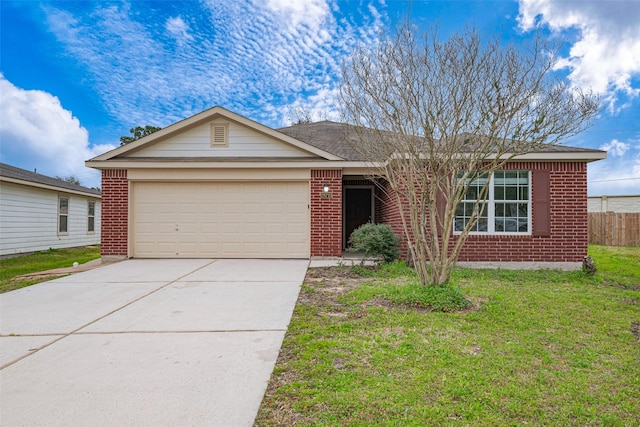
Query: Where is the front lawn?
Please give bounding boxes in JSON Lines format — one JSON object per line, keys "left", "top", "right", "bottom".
{"left": 0, "top": 246, "right": 101, "bottom": 293}
{"left": 256, "top": 245, "right": 640, "bottom": 426}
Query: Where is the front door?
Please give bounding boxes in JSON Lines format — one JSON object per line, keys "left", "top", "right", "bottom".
{"left": 344, "top": 187, "right": 373, "bottom": 248}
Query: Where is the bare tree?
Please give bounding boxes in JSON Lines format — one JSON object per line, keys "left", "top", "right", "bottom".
{"left": 340, "top": 23, "right": 598, "bottom": 286}
{"left": 288, "top": 106, "right": 314, "bottom": 125}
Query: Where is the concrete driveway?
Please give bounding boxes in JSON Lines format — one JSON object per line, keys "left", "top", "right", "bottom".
{"left": 0, "top": 259, "right": 308, "bottom": 426}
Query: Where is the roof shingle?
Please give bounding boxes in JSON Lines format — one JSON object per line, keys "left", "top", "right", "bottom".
{"left": 0, "top": 163, "right": 101, "bottom": 196}
{"left": 278, "top": 121, "right": 363, "bottom": 160}
{"left": 277, "top": 121, "right": 605, "bottom": 160}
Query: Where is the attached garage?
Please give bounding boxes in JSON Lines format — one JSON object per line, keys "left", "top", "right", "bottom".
{"left": 132, "top": 181, "right": 309, "bottom": 258}
{"left": 85, "top": 106, "right": 339, "bottom": 261}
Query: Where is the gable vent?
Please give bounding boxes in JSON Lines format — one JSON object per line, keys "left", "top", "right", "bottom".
{"left": 210, "top": 123, "right": 229, "bottom": 147}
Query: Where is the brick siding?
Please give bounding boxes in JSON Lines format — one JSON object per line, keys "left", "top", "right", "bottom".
{"left": 101, "top": 169, "right": 128, "bottom": 256}
{"left": 310, "top": 170, "right": 343, "bottom": 256}
{"left": 99, "top": 162, "right": 587, "bottom": 262}
{"left": 378, "top": 162, "right": 589, "bottom": 263}
{"left": 377, "top": 179, "right": 411, "bottom": 258}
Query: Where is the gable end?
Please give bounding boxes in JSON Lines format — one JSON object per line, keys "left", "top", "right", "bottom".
{"left": 87, "top": 107, "right": 343, "bottom": 163}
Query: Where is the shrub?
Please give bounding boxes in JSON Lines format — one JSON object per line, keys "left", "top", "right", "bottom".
{"left": 384, "top": 282, "right": 472, "bottom": 312}
{"left": 348, "top": 223, "right": 402, "bottom": 263}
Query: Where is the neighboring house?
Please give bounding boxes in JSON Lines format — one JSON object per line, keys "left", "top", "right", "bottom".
{"left": 86, "top": 106, "right": 606, "bottom": 265}
{"left": 0, "top": 163, "right": 101, "bottom": 257}
{"left": 588, "top": 195, "right": 640, "bottom": 213}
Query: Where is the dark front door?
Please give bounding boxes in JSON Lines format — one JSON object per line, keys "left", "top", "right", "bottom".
{"left": 344, "top": 188, "right": 373, "bottom": 248}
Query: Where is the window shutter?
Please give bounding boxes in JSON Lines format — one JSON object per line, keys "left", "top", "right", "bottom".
{"left": 210, "top": 123, "right": 228, "bottom": 146}
{"left": 532, "top": 170, "right": 550, "bottom": 236}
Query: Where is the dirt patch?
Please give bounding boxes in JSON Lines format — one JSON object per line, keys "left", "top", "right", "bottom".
{"left": 298, "top": 278, "right": 369, "bottom": 316}
{"left": 361, "top": 295, "right": 486, "bottom": 313}
{"left": 300, "top": 266, "right": 484, "bottom": 314}
{"left": 631, "top": 321, "right": 640, "bottom": 343}
{"left": 297, "top": 266, "right": 376, "bottom": 308}
{"left": 466, "top": 296, "right": 490, "bottom": 311}
{"left": 305, "top": 265, "right": 376, "bottom": 279}
{"left": 601, "top": 280, "right": 640, "bottom": 291}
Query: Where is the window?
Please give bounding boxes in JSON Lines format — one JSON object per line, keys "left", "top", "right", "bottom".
{"left": 210, "top": 123, "right": 228, "bottom": 146}
{"left": 88, "top": 201, "right": 95, "bottom": 233}
{"left": 493, "top": 171, "right": 530, "bottom": 233}
{"left": 454, "top": 171, "right": 530, "bottom": 234}
{"left": 455, "top": 173, "right": 489, "bottom": 232}
{"left": 58, "top": 196, "right": 69, "bottom": 234}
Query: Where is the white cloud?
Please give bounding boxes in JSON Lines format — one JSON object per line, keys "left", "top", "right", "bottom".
{"left": 600, "top": 139, "right": 630, "bottom": 157}
{"left": 44, "top": 4, "right": 190, "bottom": 126}
{"left": 282, "top": 87, "right": 342, "bottom": 126}
{"left": 42, "top": 1, "right": 385, "bottom": 128}
{"left": 263, "top": 0, "right": 330, "bottom": 32}
{"left": 518, "top": 0, "right": 640, "bottom": 110}
{"left": 0, "top": 75, "right": 115, "bottom": 187}
{"left": 588, "top": 140, "right": 640, "bottom": 196}
{"left": 166, "top": 16, "right": 194, "bottom": 43}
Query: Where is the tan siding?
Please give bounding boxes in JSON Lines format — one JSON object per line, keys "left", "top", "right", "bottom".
{"left": 127, "top": 120, "right": 313, "bottom": 158}
{"left": 128, "top": 168, "right": 310, "bottom": 181}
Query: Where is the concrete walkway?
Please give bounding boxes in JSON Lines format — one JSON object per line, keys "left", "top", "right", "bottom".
{"left": 0, "top": 259, "right": 308, "bottom": 426}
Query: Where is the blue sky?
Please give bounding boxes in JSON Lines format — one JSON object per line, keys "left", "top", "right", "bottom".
{"left": 1, "top": 0, "right": 639, "bottom": 194}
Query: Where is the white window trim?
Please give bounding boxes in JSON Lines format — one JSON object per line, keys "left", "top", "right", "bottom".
{"left": 58, "top": 195, "right": 69, "bottom": 235}
{"left": 87, "top": 201, "right": 96, "bottom": 234}
{"left": 454, "top": 171, "right": 532, "bottom": 236}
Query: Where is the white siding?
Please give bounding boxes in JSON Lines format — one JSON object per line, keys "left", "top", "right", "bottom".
{"left": 588, "top": 195, "right": 640, "bottom": 213}
{"left": 127, "top": 120, "right": 312, "bottom": 158}
{"left": 0, "top": 181, "right": 101, "bottom": 256}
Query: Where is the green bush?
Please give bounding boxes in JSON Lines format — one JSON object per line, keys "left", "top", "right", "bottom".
{"left": 384, "top": 282, "right": 472, "bottom": 312}
{"left": 348, "top": 223, "right": 402, "bottom": 263}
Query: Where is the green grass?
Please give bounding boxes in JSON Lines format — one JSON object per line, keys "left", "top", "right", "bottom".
{"left": 588, "top": 245, "right": 640, "bottom": 288}
{"left": 347, "top": 262, "right": 472, "bottom": 312}
{"left": 0, "top": 246, "right": 101, "bottom": 293}
{"left": 256, "top": 245, "right": 640, "bottom": 426}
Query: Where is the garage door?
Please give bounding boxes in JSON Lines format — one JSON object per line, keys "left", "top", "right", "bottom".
{"left": 132, "top": 182, "right": 309, "bottom": 258}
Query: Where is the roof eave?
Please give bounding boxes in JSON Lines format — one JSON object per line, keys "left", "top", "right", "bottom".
{"left": 506, "top": 151, "right": 607, "bottom": 162}
{"left": 0, "top": 176, "right": 102, "bottom": 198}
{"left": 86, "top": 150, "right": 606, "bottom": 170}
{"left": 85, "top": 159, "right": 373, "bottom": 169}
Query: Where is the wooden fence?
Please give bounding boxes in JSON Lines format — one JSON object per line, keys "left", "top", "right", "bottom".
{"left": 588, "top": 212, "right": 640, "bottom": 247}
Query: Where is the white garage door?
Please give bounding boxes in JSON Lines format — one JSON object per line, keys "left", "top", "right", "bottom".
{"left": 132, "top": 181, "right": 309, "bottom": 258}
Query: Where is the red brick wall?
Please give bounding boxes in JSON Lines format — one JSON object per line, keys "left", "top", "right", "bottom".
{"left": 99, "top": 162, "right": 586, "bottom": 262}
{"left": 101, "top": 169, "right": 128, "bottom": 256}
{"left": 310, "top": 170, "right": 343, "bottom": 257}
{"left": 378, "top": 162, "right": 589, "bottom": 263}
{"left": 377, "top": 179, "right": 411, "bottom": 258}
{"left": 457, "top": 162, "right": 587, "bottom": 262}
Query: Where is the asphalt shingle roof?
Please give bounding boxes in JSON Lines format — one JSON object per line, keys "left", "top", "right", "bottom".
{"left": 0, "top": 163, "right": 101, "bottom": 196}
{"left": 277, "top": 121, "right": 605, "bottom": 160}
{"left": 278, "top": 121, "right": 363, "bottom": 160}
